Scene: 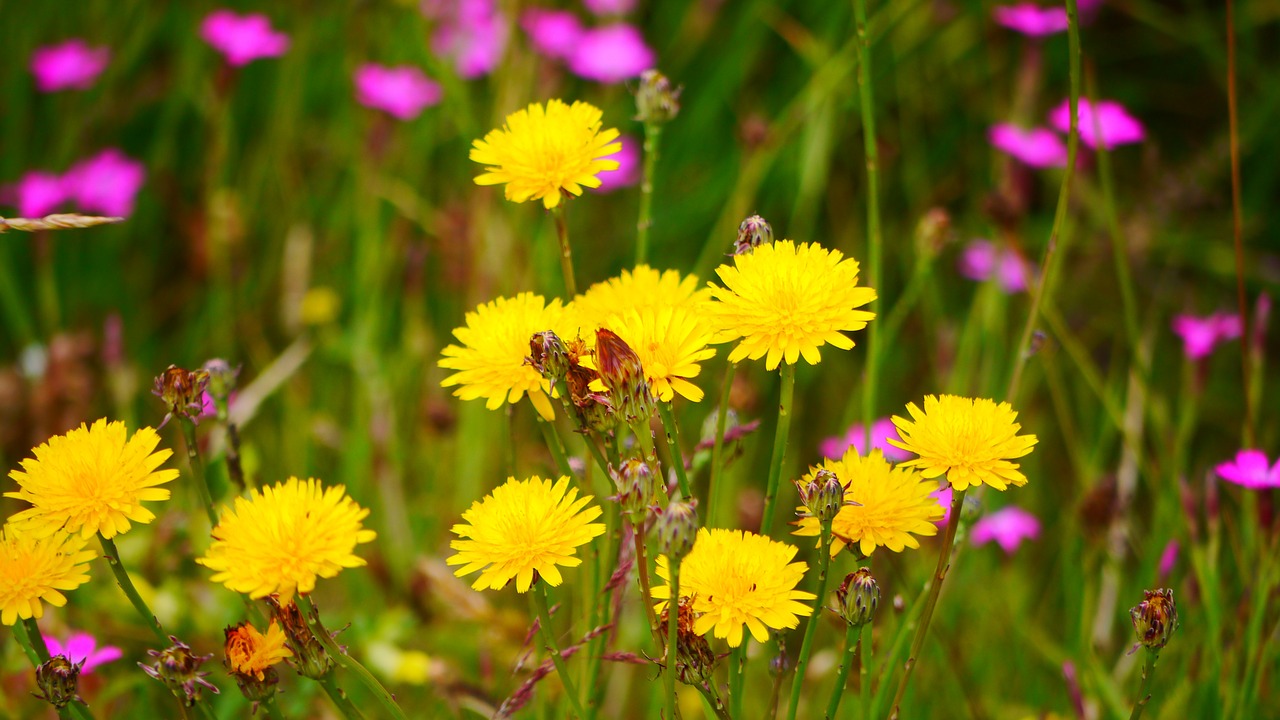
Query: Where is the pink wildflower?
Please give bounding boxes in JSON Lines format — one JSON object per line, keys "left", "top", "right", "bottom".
{"left": 44, "top": 633, "right": 123, "bottom": 674}
{"left": 63, "top": 149, "right": 146, "bottom": 217}
{"left": 1172, "top": 312, "right": 1242, "bottom": 360}
{"left": 931, "top": 485, "right": 953, "bottom": 527}
{"left": 567, "top": 24, "right": 655, "bottom": 84}
{"left": 593, "top": 135, "right": 641, "bottom": 192}
{"left": 521, "top": 9, "right": 584, "bottom": 60}
{"left": 1215, "top": 450, "right": 1280, "bottom": 490}
{"left": 1158, "top": 540, "right": 1178, "bottom": 581}
{"left": 426, "top": 0, "right": 509, "bottom": 78}
{"left": 7, "top": 172, "right": 69, "bottom": 217}
{"left": 200, "top": 10, "right": 289, "bottom": 67}
{"left": 584, "top": 0, "right": 637, "bottom": 15}
{"left": 971, "top": 506, "right": 1041, "bottom": 554}
{"left": 958, "top": 239, "right": 1032, "bottom": 294}
{"left": 1049, "top": 99, "right": 1144, "bottom": 150}
{"left": 988, "top": 124, "right": 1068, "bottom": 168}
{"left": 993, "top": 3, "right": 1068, "bottom": 37}
{"left": 821, "top": 417, "right": 913, "bottom": 462}
{"left": 30, "top": 40, "right": 110, "bottom": 92}
{"left": 354, "top": 64, "right": 442, "bottom": 120}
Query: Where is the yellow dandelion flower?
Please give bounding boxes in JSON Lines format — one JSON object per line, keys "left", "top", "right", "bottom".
{"left": 708, "top": 240, "right": 876, "bottom": 370}
{"left": 225, "top": 620, "right": 294, "bottom": 681}
{"left": 439, "top": 292, "right": 569, "bottom": 421}
{"left": 572, "top": 265, "right": 711, "bottom": 332}
{"left": 0, "top": 526, "right": 94, "bottom": 626}
{"left": 653, "top": 529, "right": 815, "bottom": 648}
{"left": 792, "top": 450, "right": 943, "bottom": 557}
{"left": 888, "top": 394, "right": 1039, "bottom": 492}
{"left": 470, "top": 99, "right": 622, "bottom": 209}
{"left": 197, "top": 477, "right": 376, "bottom": 602}
{"left": 600, "top": 307, "right": 716, "bottom": 402}
{"left": 5, "top": 419, "right": 178, "bottom": 540}
{"left": 448, "top": 475, "right": 605, "bottom": 593}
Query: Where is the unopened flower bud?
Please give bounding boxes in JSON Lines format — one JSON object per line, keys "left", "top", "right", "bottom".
{"left": 34, "top": 655, "right": 83, "bottom": 709}
{"left": 527, "top": 330, "right": 570, "bottom": 386}
{"left": 661, "top": 596, "right": 716, "bottom": 686}
{"left": 733, "top": 215, "right": 772, "bottom": 255}
{"left": 796, "top": 469, "right": 847, "bottom": 524}
{"left": 610, "top": 457, "right": 661, "bottom": 524}
{"left": 656, "top": 499, "right": 699, "bottom": 561}
{"left": 152, "top": 365, "right": 210, "bottom": 426}
{"left": 201, "top": 359, "right": 240, "bottom": 404}
{"left": 595, "top": 328, "right": 654, "bottom": 425}
{"left": 835, "top": 568, "right": 880, "bottom": 628}
{"left": 635, "top": 70, "right": 681, "bottom": 124}
{"left": 267, "top": 596, "right": 335, "bottom": 679}
{"left": 140, "top": 636, "right": 220, "bottom": 707}
{"left": 224, "top": 621, "right": 294, "bottom": 702}
{"left": 1129, "top": 588, "right": 1178, "bottom": 652}
{"left": 913, "top": 207, "right": 951, "bottom": 258}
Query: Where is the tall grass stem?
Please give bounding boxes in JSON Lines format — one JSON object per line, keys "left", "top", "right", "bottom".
{"left": 760, "top": 363, "right": 797, "bottom": 536}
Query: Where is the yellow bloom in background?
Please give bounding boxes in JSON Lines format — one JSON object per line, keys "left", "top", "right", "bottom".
{"left": 439, "top": 292, "right": 569, "bottom": 421}
{"left": 889, "top": 394, "right": 1039, "bottom": 492}
{"left": 448, "top": 475, "right": 605, "bottom": 593}
{"left": 653, "top": 529, "right": 815, "bottom": 647}
{"left": 708, "top": 240, "right": 876, "bottom": 370}
{"left": 197, "top": 477, "right": 376, "bottom": 601}
{"left": 572, "top": 265, "right": 711, "bottom": 332}
{"left": 0, "top": 526, "right": 94, "bottom": 626}
{"left": 5, "top": 419, "right": 178, "bottom": 540}
{"left": 599, "top": 307, "right": 716, "bottom": 402}
{"left": 224, "top": 620, "right": 294, "bottom": 681}
{"left": 470, "top": 99, "right": 621, "bottom": 209}
{"left": 793, "top": 450, "right": 943, "bottom": 556}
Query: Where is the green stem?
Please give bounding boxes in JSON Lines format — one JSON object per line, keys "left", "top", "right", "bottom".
{"left": 665, "top": 559, "right": 682, "bottom": 720}
{"left": 761, "top": 363, "right": 797, "bottom": 536}
{"left": 532, "top": 584, "right": 589, "bottom": 719}
{"left": 730, "top": 642, "right": 747, "bottom": 718}
{"left": 699, "top": 681, "right": 734, "bottom": 720}
{"left": 295, "top": 595, "right": 407, "bottom": 720}
{"left": 35, "top": 233, "right": 61, "bottom": 336}
{"left": 824, "top": 622, "right": 860, "bottom": 719}
{"left": 768, "top": 637, "right": 785, "bottom": 719}
{"left": 552, "top": 204, "right": 577, "bottom": 297}
{"left": 317, "top": 671, "right": 366, "bottom": 720}
{"left": 787, "top": 521, "right": 833, "bottom": 720}
{"left": 260, "top": 694, "right": 289, "bottom": 720}
{"left": 707, "top": 362, "right": 738, "bottom": 528}
{"left": 636, "top": 123, "right": 661, "bottom": 265}
{"left": 97, "top": 534, "right": 169, "bottom": 645}
{"left": 854, "top": 0, "right": 883, "bottom": 457}
{"left": 859, "top": 620, "right": 872, "bottom": 720}
{"left": 536, "top": 412, "right": 574, "bottom": 479}
{"left": 0, "top": 239, "right": 36, "bottom": 347}
{"left": 179, "top": 420, "right": 220, "bottom": 529}
{"left": 632, "top": 518, "right": 662, "bottom": 648}
{"left": 1127, "top": 649, "right": 1160, "bottom": 720}
{"left": 887, "top": 488, "right": 966, "bottom": 717}
{"left": 1225, "top": 0, "right": 1254, "bottom": 447}
{"left": 657, "top": 401, "right": 693, "bottom": 499}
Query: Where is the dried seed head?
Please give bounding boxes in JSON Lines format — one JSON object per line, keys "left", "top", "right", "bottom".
{"left": 34, "top": 655, "right": 83, "bottom": 709}
{"left": 1130, "top": 588, "right": 1178, "bottom": 652}
{"left": 835, "top": 568, "right": 880, "bottom": 628}
{"left": 152, "top": 365, "right": 210, "bottom": 426}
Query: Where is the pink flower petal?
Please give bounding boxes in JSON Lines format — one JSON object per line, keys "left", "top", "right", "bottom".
{"left": 43, "top": 635, "right": 66, "bottom": 658}
{"left": 429, "top": 0, "right": 509, "bottom": 78}
{"left": 9, "top": 172, "right": 69, "bottom": 218}
{"left": 521, "top": 9, "right": 584, "bottom": 60}
{"left": 931, "top": 485, "right": 953, "bottom": 527}
{"left": 584, "top": 0, "right": 637, "bottom": 15}
{"left": 1216, "top": 449, "right": 1278, "bottom": 489}
{"left": 592, "top": 135, "right": 642, "bottom": 192}
{"left": 63, "top": 149, "right": 146, "bottom": 217}
{"left": 1049, "top": 99, "right": 1145, "bottom": 150}
{"left": 988, "top": 123, "right": 1068, "bottom": 168}
{"left": 567, "top": 24, "right": 655, "bottom": 84}
{"left": 30, "top": 40, "right": 110, "bottom": 92}
{"left": 1172, "top": 312, "right": 1240, "bottom": 360}
{"left": 200, "top": 10, "right": 290, "bottom": 67}
{"left": 971, "top": 506, "right": 1041, "bottom": 554}
{"left": 820, "top": 418, "right": 912, "bottom": 462}
{"left": 1158, "top": 539, "right": 1178, "bottom": 580}
{"left": 354, "top": 64, "right": 442, "bottom": 120}
{"left": 993, "top": 3, "right": 1069, "bottom": 37}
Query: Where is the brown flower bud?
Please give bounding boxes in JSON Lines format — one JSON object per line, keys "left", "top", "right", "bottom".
{"left": 733, "top": 215, "right": 772, "bottom": 256}
{"left": 527, "top": 330, "right": 571, "bottom": 386}
{"left": 34, "top": 655, "right": 82, "bottom": 709}
{"left": 267, "top": 596, "right": 335, "bottom": 680}
{"left": 152, "top": 365, "right": 210, "bottom": 426}
{"left": 595, "top": 328, "right": 654, "bottom": 425}
{"left": 139, "top": 636, "right": 220, "bottom": 707}
{"left": 1130, "top": 588, "right": 1178, "bottom": 652}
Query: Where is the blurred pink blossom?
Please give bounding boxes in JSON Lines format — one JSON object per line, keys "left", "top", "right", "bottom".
{"left": 1172, "top": 312, "right": 1242, "bottom": 360}
{"left": 426, "top": 0, "right": 509, "bottom": 78}
{"left": 931, "top": 485, "right": 953, "bottom": 526}
{"left": 8, "top": 172, "right": 69, "bottom": 217}
{"left": 971, "top": 506, "right": 1041, "bottom": 554}
{"left": 354, "top": 64, "right": 442, "bottom": 120}
{"left": 593, "top": 135, "right": 641, "bottom": 192}
{"left": 521, "top": 9, "right": 584, "bottom": 59}
{"left": 200, "top": 10, "right": 289, "bottom": 67}
{"left": 568, "top": 24, "right": 655, "bottom": 83}
{"left": 30, "top": 40, "right": 110, "bottom": 92}
{"left": 993, "top": 3, "right": 1068, "bottom": 37}
{"left": 821, "top": 417, "right": 912, "bottom": 462}
{"left": 1049, "top": 99, "right": 1144, "bottom": 149}
{"left": 958, "top": 239, "right": 1032, "bottom": 294}
{"left": 584, "top": 0, "right": 637, "bottom": 15}
{"left": 44, "top": 633, "right": 122, "bottom": 674}
{"left": 63, "top": 149, "right": 146, "bottom": 217}
{"left": 1158, "top": 539, "right": 1178, "bottom": 581}
{"left": 1215, "top": 450, "right": 1280, "bottom": 490}
{"left": 988, "top": 124, "right": 1068, "bottom": 168}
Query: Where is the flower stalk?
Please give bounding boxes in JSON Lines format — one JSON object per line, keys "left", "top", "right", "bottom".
{"left": 98, "top": 534, "right": 169, "bottom": 645}
{"left": 786, "top": 519, "right": 834, "bottom": 720}
{"left": 657, "top": 401, "right": 693, "bottom": 499}
{"left": 178, "top": 419, "right": 220, "bottom": 529}
{"left": 761, "top": 362, "right": 797, "bottom": 536}
{"left": 552, "top": 205, "right": 577, "bottom": 297}
{"left": 707, "top": 362, "right": 737, "bottom": 526}
{"left": 824, "top": 622, "right": 860, "bottom": 719}
{"left": 295, "top": 595, "right": 407, "bottom": 720}
{"left": 1127, "top": 648, "right": 1160, "bottom": 720}
{"left": 664, "top": 558, "right": 681, "bottom": 720}
{"left": 317, "top": 672, "right": 366, "bottom": 720}
{"left": 532, "top": 584, "right": 589, "bottom": 719}
{"left": 854, "top": 0, "right": 883, "bottom": 459}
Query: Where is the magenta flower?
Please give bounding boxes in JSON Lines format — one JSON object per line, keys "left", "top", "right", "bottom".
{"left": 30, "top": 40, "right": 110, "bottom": 92}
{"left": 971, "top": 506, "right": 1041, "bottom": 554}
{"left": 958, "top": 239, "right": 1032, "bottom": 294}
{"left": 821, "top": 417, "right": 913, "bottom": 463}
{"left": 354, "top": 64, "right": 442, "bottom": 120}
{"left": 931, "top": 485, "right": 954, "bottom": 526}
{"left": 1215, "top": 450, "right": 1280, "bottom": 489}
{"left": 584, "top": 0, "right": 637, "bottom": 15}
{"left": 993, "top": 3, "right": 1068, "bottom": 37}
{"left": 200, "top": 10, "right": 289, "bottom": 67}
{"left": 7, "top": 172, "right": 69, "bottom": 217}
{"left": 521, "top": 9, "right": 584, "bottom": 60}
{"left": 593, "top": 135, "right": 642, "bottom": 192}
{"left": 1158, "top": 540, "right": 1178, "bottom": 581}
{"left": 63, "top": 149, "right": 146, "bottom": 217}
{"left": 1172, "top": 312, "right": 1242, "bottom": 360}
{"left": 44, "top": 633, "right": 123, "bottom": 674}
{"left": 568, "top": 24, "right": 655, "bottom": 83}
{"left": 988, "top": 123, "right": 1068, "bottom": 168}
{"left": 426, "top": 0, "right": 509, "bottom": 78}
{"left": 1049, "top": 99, "right": 1144, "bottom": 150}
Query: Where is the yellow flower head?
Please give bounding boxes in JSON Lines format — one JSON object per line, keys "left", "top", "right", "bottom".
{"left": 792, "top": 450, "right": 943, "bottom": 557}
{"left": 197, "top": 477, "right": 376, "bottom": 602}
{"left": 5, "top": 419, "right": 178, "bottom": 540}
{"left": 653, "top": 529, "right": 815, "bottom": 648}
{"left": 471, "top": 99, "right": 622, "bottom": 209}
{"left": 572, "top": 265, "right": 711, "bottom": 332}
{"left": 888, "top": 395, "right": 1038, "bottom": 492}
{"left": 0, "top": 526, "right": 94, "bottom": 626}
{"left": 601, "top": 307, "right": 716, "bottom": 403}
{"left": 225, "top": 620, "right": 294, "bottom": 681}
{"left": 448, "top": 475, "right": 605, "bottom": 593}
{"left": 708, "top": 240, "right": 876, "bottom": 370}
{"left": 439, "top": 292, "right": 569, "bottom": 421}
